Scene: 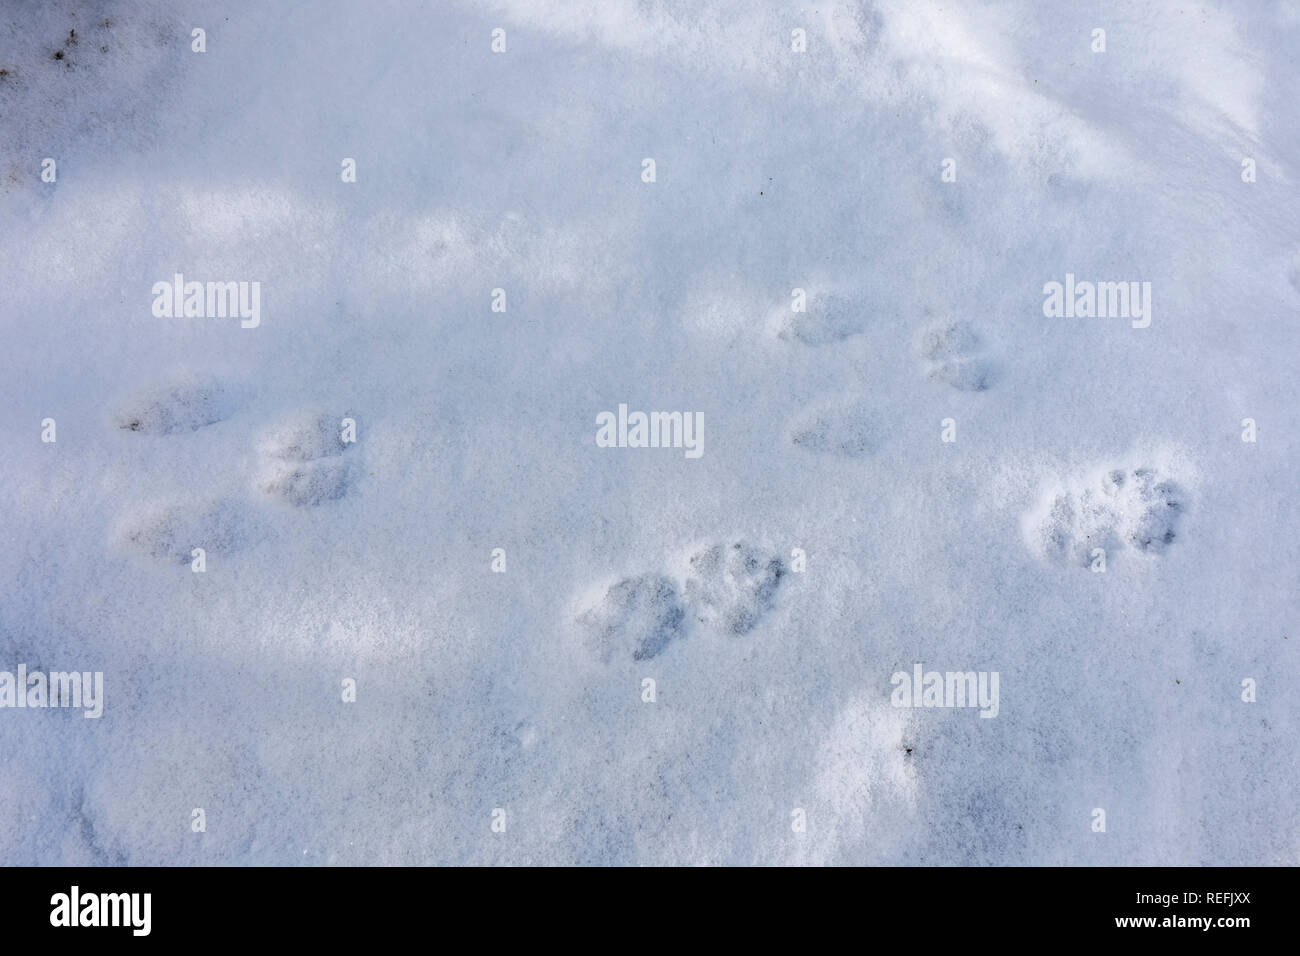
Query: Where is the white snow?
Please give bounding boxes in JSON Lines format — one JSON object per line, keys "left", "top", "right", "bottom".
{"left": 1, "top": 0, "right": 1297, "bottom": 865}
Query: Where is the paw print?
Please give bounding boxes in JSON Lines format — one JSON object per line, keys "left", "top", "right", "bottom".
{"left": 919, "top": 320, "right": 996, "bottom": 392}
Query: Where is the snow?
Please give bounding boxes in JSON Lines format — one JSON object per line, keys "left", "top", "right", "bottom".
{"left": 1, "top": 0, "right": 1297, "bottom": 865}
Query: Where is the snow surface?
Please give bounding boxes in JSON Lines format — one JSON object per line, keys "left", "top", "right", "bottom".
{"left": 1, "top": 0, "right": 1298, "bottom": 865}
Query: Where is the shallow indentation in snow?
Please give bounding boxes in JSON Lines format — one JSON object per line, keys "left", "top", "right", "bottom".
{"left": 786, "top": 399, "right": 880, "bottom": 458}
{"left": 575, "top": 573, "right": 687, "bottom": 663}
{"left": 919, "top": 319, "right": 996, "bottom": 392}
{"left": 1025, "top": 457, "right": 1193, "bottom": 567}
{"left": 110, "top": 376, "right": 237, "bottom": 435}
{"left": 682, "top": 540, "right": 785, "bottom": 636}
{"left": 255, "top": 410, "right": 359, "bottom": 507}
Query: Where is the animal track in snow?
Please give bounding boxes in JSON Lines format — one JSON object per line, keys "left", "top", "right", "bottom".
{"left": 255, "top": 410, "right": 358, "bottom": 507}
{"left": 110, "top": 377, "right": 236, "bottom": 435}
{"left": 110, "top": 403, "right": 361, "bottom": 562}
{"left": 682, "top": 541, "right": 786, "bottom": 636}
{"left": 574, "top": 541, "right": 787, "bottom": 662}
{"left": 769, "top": 290, "right": 867, "bottom": 346}
{"left": 114, "top": 497, "right": 260, "bottom": 564}
{"left": 786, "top": 400, "right": 879, "bottom": 458}
{"left": 1026, "top": 464, "right": 1189, "bottom": 567}
{"left": 575, "top": 574, "right": 688, "bottom": 663}
{"left": 918, "top": 320, "right": 995, "bottom": 392}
